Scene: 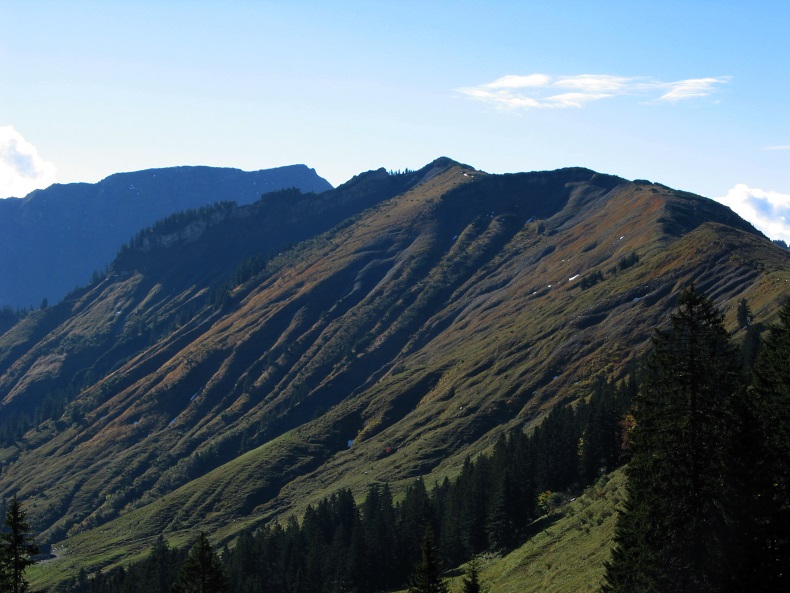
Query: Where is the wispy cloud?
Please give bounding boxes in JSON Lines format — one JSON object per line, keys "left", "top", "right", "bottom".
{"left": 0, "top": 125, "right": 57, "bottom": 199}
{"left": 764, "top": 145, "right": 790, "bottom": 151}
{"left": 457, "top": 73, "right": 730, "bottom": 110}
{"left": 715, "top": 184, "right": 790, "bottom": 243}
{"left": 656, "top": 77, "right": 730, "bottom": 102}
{"left": 485, "top": 74, "right": 552, "bottom": 89}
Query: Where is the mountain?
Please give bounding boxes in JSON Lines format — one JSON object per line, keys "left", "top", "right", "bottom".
{"left": 0, "top": 158, "right": 787, "bottom": 588}
{"left": 0, "top": 164, "right": 333, "bottom": 310}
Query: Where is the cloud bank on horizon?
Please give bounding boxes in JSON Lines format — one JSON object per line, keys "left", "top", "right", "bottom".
{"left": 715, "top": 185, "right": 790, "bottom": 244}
{"left": 0, "top": 125, "right": 57, "bottom": 199}
{"left": 457, "top": 73, "right": 731, "bottom": 109}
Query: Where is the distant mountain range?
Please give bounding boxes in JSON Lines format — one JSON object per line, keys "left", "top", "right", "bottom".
{"left": 0, "top": 164, "right": 332, "bottom": 309}
{"left": 0, "top": 157, "right": 787, "bottom": 590}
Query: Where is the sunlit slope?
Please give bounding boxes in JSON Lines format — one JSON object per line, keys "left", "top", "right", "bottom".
{"left": 2, "top": 160, "right": 787, "bottom": 586}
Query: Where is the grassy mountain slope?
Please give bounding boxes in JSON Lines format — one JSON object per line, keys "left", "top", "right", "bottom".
{"left": 1, "top": 159, "right": 787, "bottom": 589}
{"left": 444, "top": 470, "right": 626, "bottom": 593}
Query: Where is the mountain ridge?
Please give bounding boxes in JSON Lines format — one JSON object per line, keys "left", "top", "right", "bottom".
{"left": 0, "top": 159, "right": 786, "bottom": 588}
{"left": 0, "top": 164, "right": 333, "bottom": 309}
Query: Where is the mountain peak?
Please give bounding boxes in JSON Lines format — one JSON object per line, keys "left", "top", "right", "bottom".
{"left": 422, "top": 156, "right": 466, "bottom": 170}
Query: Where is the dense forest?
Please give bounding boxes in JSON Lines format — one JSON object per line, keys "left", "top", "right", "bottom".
{"left": 2, "top": 287, "right": 788, "bottom": 593}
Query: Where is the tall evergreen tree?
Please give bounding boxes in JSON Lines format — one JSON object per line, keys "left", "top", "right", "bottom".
{"left": 736, "top": 298, "right": 790, "bottom": 591}
{"left": 460, "top": 555, "right": 485, "bottom": 593}
{"left": 737, "top": 298, "right": 752, "bottom": 328}
{"left": 407, "top": 531, "right": 448, "bottom": 593}
{"left": 0, "top": 495, "right": 39, "bottom": 593}
{"left": 140, "top": 534, "right": 178, "bottom": 593}
{"left": 486, "top": 470, "right": 516, "bottom": 551}
{"left": 602, "top": 285, "right": 740, "bottom": 593}
{"left": 398, "top": 477, "right": 435, "bottom": 578}
{"left": 172, "top": 532, "right": 229, "bottom": 593}
{"left": 360, "top": 482, "right": 397, "bottom": 591}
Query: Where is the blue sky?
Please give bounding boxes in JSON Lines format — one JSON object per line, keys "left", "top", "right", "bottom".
{"left": 1, "top": 1, "right": 789, "bottom": 240}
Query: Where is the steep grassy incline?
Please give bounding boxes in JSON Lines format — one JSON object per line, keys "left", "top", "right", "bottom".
{"left": 1, "top": 161, "right": 788, "bottom": 588}
{"left": 444, "top": 470, "right": 627, "bottom": 593}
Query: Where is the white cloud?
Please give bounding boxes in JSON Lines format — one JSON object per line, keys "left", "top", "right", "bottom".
{"left": 554, "top": 74, "right": 633, "bottom": 93}
{"left": 764, "top": 145, "right": 790, "bottom": 151}
{"left": 485, "top": 74, "right": 551, "bottom": 89}
{"left": 0, "top": 125, "right": 57, "bottom": 199}
{"left": 715, "top": 184, "right": 790, "bottom": 243}
{"left": 656, "top": 77, "right": 731, "bottom": 102}
{"left": 457, "top": 73, "right": 730, "bottom": 110}
{"left": 543, "top": 92, "right": 612, "bottom": 109}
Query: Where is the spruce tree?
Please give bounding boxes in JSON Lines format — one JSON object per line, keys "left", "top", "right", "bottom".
{"left": 602, "top": 285, "right": 740, "bottom": 593}
{"left": 172, "top": 532, "right": 229, "bottom": 593}
{"left": 460, "top": 555, "right": 485, "bottom": 593}
{"left": 486, "top": 470, "right": 515, "bottom": 551}
{"left": 407, "top": 531, "right": 448, "bottom": 593}
{"left": 141, "top": 534, "right": 178, "bottom": 593}
{"left": 737, "top": 297, "right": 752, "bottom": 328}
{"left": 736, "top": 298, "right": 790, "bottom": 591}
{"left": 360, "top": 482, "right": 397, "bottom": 591}
{"left": 0, "top": 495, "right": 39, "bottom": 593}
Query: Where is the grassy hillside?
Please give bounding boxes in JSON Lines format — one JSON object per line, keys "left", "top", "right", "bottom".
{"left": 2, "top": 159, "right": 788, "bottom": 589}
{"left": 445, "top": 470, "right": 625, "bottom": 593}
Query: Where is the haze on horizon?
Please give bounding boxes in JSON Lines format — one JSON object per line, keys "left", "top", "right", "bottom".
{"left": 1, "top": 1, "right": 788, "bottom": 241}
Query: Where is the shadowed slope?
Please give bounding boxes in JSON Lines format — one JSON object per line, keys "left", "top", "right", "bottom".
{"left": 0, "top": 164, "right": 333, "bottom": 309}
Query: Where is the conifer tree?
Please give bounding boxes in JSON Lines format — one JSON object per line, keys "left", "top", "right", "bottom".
{"left": 360, "top": 482, "right": 397, "bottom": 591}
{"left": 486, "top": 470, "right": 515, "bottom": 551}
{"left": 736, "top": 298, "right": 790, "bottom": 591}
{"left": 602, "top": 285, "right": 740, "bottom": 593}
{"left": 407, "top": 531, "right": 448, "bottom": 593}
{"left": 141, "top": 534, "right": 178, "bottom": 593}
{"left": 737, "top": 297, "right": 752, "bottom": 328}
{"left": 460, "top": 555, "right": 485, "bottom": 593}
{"left": 0, "top": 495, "right": 39, "bottom": 593}
{"left": 172, "top": 532, "right": 229, "bottom": 593}
{"left": 399, "top": 477, "right": 434, "bottom": 577}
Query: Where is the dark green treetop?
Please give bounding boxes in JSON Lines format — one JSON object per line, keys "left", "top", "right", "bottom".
{"left": 460, "top": 555, "right": 486, "bottom": 593}
{"left": 172, "top": 532, "right": 229, "bottom": 593}
{"left": 602, "top": 284, "right": 741, "bottom": 593}
{"left": 0, "top": 495, "right": 39, "bottom": 593}
{"left": 407, "top": 531, "right": 448, "bottom": 593}
{"left": 737, "top": 298, "right": 790, "bottom": 591}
